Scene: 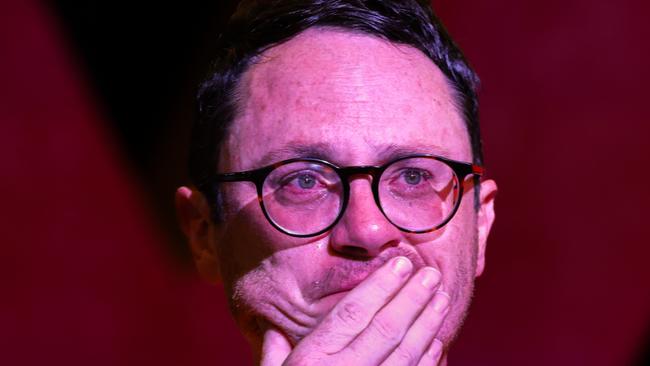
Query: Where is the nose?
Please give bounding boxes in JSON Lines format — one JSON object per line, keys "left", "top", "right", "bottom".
{"left": 329, "top": 176, "right": 402, "bottom": 258}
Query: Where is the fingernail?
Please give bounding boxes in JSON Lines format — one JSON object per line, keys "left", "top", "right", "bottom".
{"left": 419, "top": 267, "right": 441, "bottom": 289}
{"left": 428, "top": 338, "right": 443, "bottom": 360}
{"left": 432, "top": 291, "right": 450, "bottom": 313}
{"left": 391, "top": 256, "right": 412, "bottom": 277}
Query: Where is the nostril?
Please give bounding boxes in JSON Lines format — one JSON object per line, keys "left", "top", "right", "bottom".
{"left": 339, "top": 245, "right": 370, "bottom": 258}
{"left": 332, "top": 239, "right": 401, "bottom": 259}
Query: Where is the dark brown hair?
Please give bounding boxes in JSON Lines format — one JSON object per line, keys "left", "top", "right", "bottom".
{"left": 190, "top": 0, "right": 482, "bottom": 220}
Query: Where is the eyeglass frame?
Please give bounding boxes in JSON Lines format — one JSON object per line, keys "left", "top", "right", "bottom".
{"left": 214, "top": 154, "right": 484, "bottom": 238}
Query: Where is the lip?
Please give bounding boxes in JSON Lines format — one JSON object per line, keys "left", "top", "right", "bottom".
{"left": 308, "top": 260, "right": 383, "bottom": 303}
{"left": 325, "top": 266, "right": 375, "bottom": 296}
{"left": 307, "top": 246, "right": 427, "bottom": 303}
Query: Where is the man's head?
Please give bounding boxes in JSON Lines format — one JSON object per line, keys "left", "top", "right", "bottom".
{"left": 177, "top": 0, "right": 496, "bottom": 362}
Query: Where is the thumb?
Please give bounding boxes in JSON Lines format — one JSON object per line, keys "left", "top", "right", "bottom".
{"left": 260, "top": 327, "right": 292, "bottom": 366}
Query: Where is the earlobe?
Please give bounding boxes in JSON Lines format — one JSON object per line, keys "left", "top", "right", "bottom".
{"left": 475, "top": 179, "right": 497, "bottom": 277}
{"left": 175, "top": 186, "right": 222, "bottom": 283}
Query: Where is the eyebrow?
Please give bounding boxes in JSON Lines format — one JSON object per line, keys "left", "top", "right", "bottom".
{"left": 253, "top": 141, "right": 455, "bottom": 169}
{"left": 253, "top": 142, "right": 336, "bottom": 167}
{"left": 374, "top": 143, "right": 453, "bottom": 163}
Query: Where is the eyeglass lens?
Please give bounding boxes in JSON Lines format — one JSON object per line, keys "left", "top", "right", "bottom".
{"left": 378, "top": 158, "right": 457, "bottom": 232}
{"left": 261, "top": 158, "right": 458, "bottom": 236}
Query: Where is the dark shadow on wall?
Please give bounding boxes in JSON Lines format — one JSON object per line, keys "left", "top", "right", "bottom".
{"left": 49, "top": 0, "right": 240, "bottom": 266}
{"left": 635, "top": 328, "right": 650, "bottom": 366}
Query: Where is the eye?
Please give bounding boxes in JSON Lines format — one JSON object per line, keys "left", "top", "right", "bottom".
{"left": 401, "top": 169, "right": 430, "bottom": 185}
{"left": 264, "top": 162, "right": 342, "bottom": 208}
{"left": 296, "top": 173, "right": 317, "bottom": 189}
{"left": 273, "top": 170, "right": 333, "bottom": 205}
{"left": 278, "top": 170, "right": 325, "bottom": 191}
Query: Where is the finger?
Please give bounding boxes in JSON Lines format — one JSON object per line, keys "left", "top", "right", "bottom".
{"left": 341, "top": 266, "right": 442, "bottom": 365}
{"left": 305, "top": 256, "right": 414, "bottom": 354}
{"left": 260, "top": 327, "right": 292, "bottom": 366}
{"left": 416, "top": 339, "right": 444, "bottom": 366}
{"left": 383, "top": 291, "right": 450, "bottom": 365}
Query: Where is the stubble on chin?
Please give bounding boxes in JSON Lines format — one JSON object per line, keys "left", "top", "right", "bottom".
{"left": 225, "top": 245, "right": 427, "bottom": 347}
{"left": 227, "top": 261, "right": 321, "bottom": 347}
{"left": 225, "top": 230, "right": 481, "bottom": 352}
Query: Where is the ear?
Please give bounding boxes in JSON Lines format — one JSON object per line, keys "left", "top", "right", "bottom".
{"left": 475, "top": 179, "right": 497, "bottom": 277}
{"left": 175, "top": 186, "right": 221, "bottom": 283}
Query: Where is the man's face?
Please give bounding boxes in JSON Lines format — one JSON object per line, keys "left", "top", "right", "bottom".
{"left": 196, "top": 28, "right": 495, "bottom": 350}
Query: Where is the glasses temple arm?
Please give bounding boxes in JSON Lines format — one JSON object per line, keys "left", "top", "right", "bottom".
{"left": 215, "top": 171, "right": 257, "bottom": 182}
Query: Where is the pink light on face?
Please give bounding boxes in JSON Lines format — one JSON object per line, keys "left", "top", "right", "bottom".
{"left": 204, "top": 28, "right": 495, "bottom": 361}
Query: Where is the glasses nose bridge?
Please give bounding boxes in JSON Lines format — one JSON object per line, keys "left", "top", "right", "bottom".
{"left": 337, "top": 165, "right": 383, "bottom": 211}
{"left": 338, "top": 165, "right": 382, "bottom": 182}
{"left": 336, "top": 165, "right": 386, "bottom": 226}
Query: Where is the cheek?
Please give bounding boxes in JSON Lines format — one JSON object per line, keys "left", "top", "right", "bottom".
{"left": 216, "top": 201, "right": 293, "bottom": 289}
{"left": 216, "top": 184, "right": 321, "bottom": 297}
{"left": 413, "top": 207, "right": 478, "bottom": 342}
{"left": 413, "top": 204, "right": 478, "bottom": 289}
{"left": 216, "top": 190, "right": 266, "bottom": 284}
{"left": 217, "top": 183, "right": 299, "bottom": 262}
{"left": 220, "top": 240, "right": 327, "bottom": 345}
{"left": 226, "top": 259, "right": 300, "bottom": 342}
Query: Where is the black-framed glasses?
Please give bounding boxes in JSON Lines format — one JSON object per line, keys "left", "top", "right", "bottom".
{"left": 215, "top": 154, "right": 483, "bottom": 237}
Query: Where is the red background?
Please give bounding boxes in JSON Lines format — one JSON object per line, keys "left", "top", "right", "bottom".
{"left": 2, "top": 0, "right": 649, "bottom": 365}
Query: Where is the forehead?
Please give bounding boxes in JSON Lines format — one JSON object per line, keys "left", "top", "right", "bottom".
{"left": 221, "top": 27, "right": 471, "bottom": 170}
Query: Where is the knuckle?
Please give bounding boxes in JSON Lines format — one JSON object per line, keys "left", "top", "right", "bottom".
{"left": 404, "top": 286, "right": 430, "bottom": 305}
{"left": 392, "top": 346, "right": 419, "bottom": 365}
{"left": 333, "top": 301, "right": 366, "bottom": 327}
{"left": 368, "top": 316, "right": 401, "bottom": 344}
